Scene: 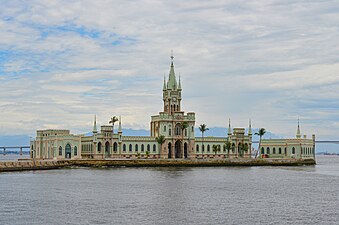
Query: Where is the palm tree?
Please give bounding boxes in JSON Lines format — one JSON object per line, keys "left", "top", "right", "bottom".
{"left": 155, "top": 135, "right": 166, "bottom": 158}
{"left": 212, "top": 145, "right": 220, "bottom": 156}
{"left": 109, "top": 116, "right": 119, "bottom": 134}
{"left": 145, "top": 150, "right": 150, "bottom": 159}
{"left": 199, "top": 124, "right": 209, "bottom": 158}
{"left": 180, "top": 121, "right": 189, "bottom": 158}
{"left": 255, "top": 128, "right": 266, "bottom": 158}
{"left": 224, "top": 141, "right": 231, "bottom": 158}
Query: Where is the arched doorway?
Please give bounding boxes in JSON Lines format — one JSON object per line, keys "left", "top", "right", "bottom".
{"left": 98, "top": 142, "right": 102, "bottom": 153}
{"left": 113, "top": 142, "right": 118, "bottom": 152}
{"left": 168, "top": 142, "right": 172, "bottom": 159}
{"left": 105, "top": 141, "right": 110, "bottom": 157}
{"left": 184, "top": 142, "right": 188, "bottom": 159}
{"left": 175, "top": 140, "right": 181, "bottom": 158}
{"left": 65, "top": 144, "right": 71, "bottom": 159}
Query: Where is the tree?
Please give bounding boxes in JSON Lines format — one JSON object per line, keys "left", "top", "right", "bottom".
{"left": 155, "top": 135, "right": 166, "bottom": 158}
{"left": 238, "top": 143, "right": 248, "bottom": 157}
{"left": 109, "top": 116, "right": 119, "bottom": 134}
{"left": 180, "top": 121, "right": 189, "bottom": 159}
{"left": 212, "top": 145, "right": 220, "bottom": 156}
{"left": 255, "top": 128, "right": 266, "bottom": 158}
{"left": 145, "top": 150, "right": 150, "bottom": 159}
{"left": 224, "top": 141, "right": 231, "bottom": 158}
{"left": 199, "top": 124, "right": 209, "bottom": 157}
{"left": 136, "top": 152, "right": 141, "bottom": 159}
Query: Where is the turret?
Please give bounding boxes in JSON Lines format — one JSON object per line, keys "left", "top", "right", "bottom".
{"left": 178, "top": 74, "right": 182, "bottom": 90}
{"left": 296, "top": 118, "right": 301, "bottom": 139}
{"left": 93, "top": 115, "right": 98, "bottom": 144}
{"left": 228, "top": 118, "right": 232, "bottom": 136}
{"left": 118, "top": 116, "right": 122, "bottom": 143}
{"left": 163, "top": 75, "right": 166, "bottom": 91}
{"left": 162, "top": 52, "right": 182, "bottom": 114}
{"left": 93, "top": 115, "right": 97, "bottom": 134}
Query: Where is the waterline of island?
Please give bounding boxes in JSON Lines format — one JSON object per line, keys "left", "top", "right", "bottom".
{"left": 0, "top": 158, "right": 316, "bottom": 172}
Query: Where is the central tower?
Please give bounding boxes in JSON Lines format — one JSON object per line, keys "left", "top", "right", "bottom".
{"left": 163, "top": 54, "right": 182, "bottom": 114}
{"left": 150, "top": 54, "right": 196, "bottom": 159}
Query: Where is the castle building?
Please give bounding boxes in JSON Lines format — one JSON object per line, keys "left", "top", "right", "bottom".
{"left": 30, "top": 55, "right": 315, "bottom": 160}
{"left": 258, "top": 120, "right": 316, "bottom": 159}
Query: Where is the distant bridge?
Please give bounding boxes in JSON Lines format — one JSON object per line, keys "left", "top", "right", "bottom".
{"left": 0, "top": 146, "right": 30, "bottom": 155}
{"left": 252, "top": 141, "right": 339, "bottom": 144}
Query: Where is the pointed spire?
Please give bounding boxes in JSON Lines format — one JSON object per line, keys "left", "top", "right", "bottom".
{"left": 296, "top": 117, "right": 301, "bottom": 139}
{"left": 167, "top": 51, "right": 177, "bottom": 90}
{"left": 93, "top": 115, "right": 97, "bottom": 133}
{"left": 178, "top": 73, "right": 182, "bottom": 90}
{"left": 248, "top": 119, "right": 252, "bottom": 135}
{"left": 118, "top": 116, "right": 122, "bottom": 133}
{"left": 228, "top": 118, "right": 232, "bottom": 135}
{"left": 163, "top": 74, "right": 167, "bottom": 90}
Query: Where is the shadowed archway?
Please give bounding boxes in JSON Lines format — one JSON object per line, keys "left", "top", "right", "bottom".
{"left": 175, "top": 140, "right": 182, "bottom": 158}
{"left": 168, "top": 142, "right": 172, "bottom": 159}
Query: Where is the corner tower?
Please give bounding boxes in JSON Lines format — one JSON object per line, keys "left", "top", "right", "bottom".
{"left": 163, "top": 54, "right": 182, "bottom": 114}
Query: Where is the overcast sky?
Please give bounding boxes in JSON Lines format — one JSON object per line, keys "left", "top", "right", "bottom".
{"left": 0, "top": 0, "right": 339, "bottom": 140}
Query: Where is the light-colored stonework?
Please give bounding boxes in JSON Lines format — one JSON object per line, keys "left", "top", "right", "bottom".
{"left": 258, "top": 121, "right": 315, "bottom": 159}
{"left": 30, "top": 55, "right": 314, "bottom": 160}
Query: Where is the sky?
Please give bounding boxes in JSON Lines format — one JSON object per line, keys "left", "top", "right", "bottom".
{"left": 0, "top": 0, "right": 339, "bottom": 141}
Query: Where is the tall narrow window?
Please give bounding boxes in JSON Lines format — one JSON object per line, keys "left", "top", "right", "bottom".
{"left": 135, "top": 144, "right": 138, "bottom": 152}
{"left": 196, "top": 145, "right": 199, "bottom": 152}
{"left": 129, "top": 144, "right": 132, "bottom": 152}
{"left": 292, "top": 147, "right": 295, "bottom": 154}
{"left": 153, "top": 144, "right": 156, "bottom": 152}
{"left": 74, "top": 146, "right": 77, "bottom": 156}
{"left": 59, "top": 146, "right": 62, "bottom": 156}
{"left": 123, "top": 144, "right": 126, "bottom": 152}
{"left": 141, "top": 144, "right": 144, "bottom": 152}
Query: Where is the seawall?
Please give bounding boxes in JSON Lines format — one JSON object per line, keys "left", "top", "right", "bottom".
{"left": 0, "top": 158, "right": 316, "bottom": 172}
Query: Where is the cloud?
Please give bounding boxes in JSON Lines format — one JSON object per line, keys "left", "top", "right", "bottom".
{"left": 0, "top": 0, "right": 339, "bottom": 141}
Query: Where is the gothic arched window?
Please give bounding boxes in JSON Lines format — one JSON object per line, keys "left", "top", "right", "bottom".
{"left": 175, "top": 124, "right": 181, "bottom": 136}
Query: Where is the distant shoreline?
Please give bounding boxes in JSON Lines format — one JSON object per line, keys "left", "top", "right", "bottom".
{"left": 0, "top": 158, "right": 316, "bottom": 172}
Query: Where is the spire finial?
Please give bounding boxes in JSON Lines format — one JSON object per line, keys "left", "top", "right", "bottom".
{"left": 296, "top": 117, "right": 301, "bottom": 139}
{"left": 178, "top": 73, "right": 182, "bottom": 90}
{"left": 171, "top": 49, "right": 174, "bottom": 62}
{"left": 93, "top": 114, "right": 97, "bottom": 133}
{"left": 228, "top": 118, "right": 232, "bottom": 135}
{"left": 248, "top": 118, "right": 252, "bottom": 135}
{"left": 163, "top": 73, "right": 166, "bottom": 90}
{"left": 118, "top": 115, "right": 122, "bottom": 133}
